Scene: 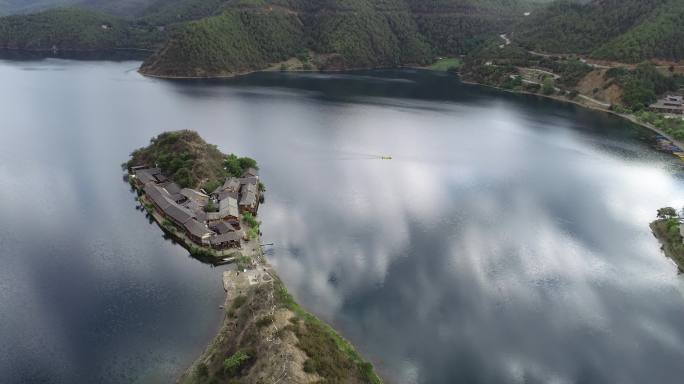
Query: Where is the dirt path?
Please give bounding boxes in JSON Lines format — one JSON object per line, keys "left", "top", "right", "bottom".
{"left": 499, "top": 34, "right": 511, "bottom": 48}
{"left": 578, "top": 93, "right": 611, "bottom": 108}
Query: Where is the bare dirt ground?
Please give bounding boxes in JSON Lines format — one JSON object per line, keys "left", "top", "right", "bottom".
{"left": 576, "top": 68, "right": 623, "bottom": 106}
{"left": 179, "top": 266, "right": 321, "bottom": 384}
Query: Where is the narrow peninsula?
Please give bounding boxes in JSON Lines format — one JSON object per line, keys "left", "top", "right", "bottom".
{"left": 125, "top": 131, "right": 381, "bottom": 384}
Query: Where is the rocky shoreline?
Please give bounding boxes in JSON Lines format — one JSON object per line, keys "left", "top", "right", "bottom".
{"left": 139, "top": 66, "right": 683, "bottom": 151}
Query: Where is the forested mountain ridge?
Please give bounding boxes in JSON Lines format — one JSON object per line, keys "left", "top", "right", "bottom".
{"left": 0, "top": 0, "right": 681, "bottom": 75}
{"left": 140, "top": 0, "right": 534, "bottom": 77}
{"left": 141, "top": 0, "right": 684, "bottom": 77}
{"left": 514, "top": 0, "right": 684, "bottom": 62}
{"left": 140, "top": 7, "right": 306, "bottom": 77}
{"left": 591, "top": 0, "right": 684, "bottom": 63}
{"left": 0, "top": 7, "right": 165, "bottom": 51}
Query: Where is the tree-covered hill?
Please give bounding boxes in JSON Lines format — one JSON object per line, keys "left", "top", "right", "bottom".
{"left": 126, "top": 130, "right": 258, "bottom": 190}
{"left": 1, "top": 0, "right": 681, "bottom": 75}
{"left": 140, "top": 0, "right": 532, "bottom": 77}
{"left": 0, "top": 7, "right": 165, "bottom": 51}
{"left": 405, "top": 0, "right": 534, "bottom": 56}
{"left": 514, "top": 0, "right": 684, "bottom": 62}
{"left": 140, "top": 7, "right": 305, "bottom": 77}
{"left": 592, "top": 0, "right": 684, "bottom": 63}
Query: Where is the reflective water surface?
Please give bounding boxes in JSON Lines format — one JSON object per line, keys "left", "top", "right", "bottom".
{"left": 1, "top": 59, "right": 684, "bottom": 384}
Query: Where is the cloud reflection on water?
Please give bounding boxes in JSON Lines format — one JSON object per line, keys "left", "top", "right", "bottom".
{"left": 3, "top": 62, "right": 684, "bottom": 383}
{"left": 254, "top": 87, "right": 684, "bottom": 383}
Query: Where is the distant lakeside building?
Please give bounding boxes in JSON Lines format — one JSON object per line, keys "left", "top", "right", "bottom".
{"left": 650, "top": 95, "right": 684, "bottom": 115}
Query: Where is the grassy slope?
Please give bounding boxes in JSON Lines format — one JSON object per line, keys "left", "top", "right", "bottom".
{"left": 275, "top": 281, "right": 382, "bottom": 384}
{"left": 427, "top": 57, "right": 461, "bottom": 71}
{"left": 0, "top": 7, "right": 165, "bottom": 50}
{"left": 181, "top": 275, "right": 381, "bottom": 384}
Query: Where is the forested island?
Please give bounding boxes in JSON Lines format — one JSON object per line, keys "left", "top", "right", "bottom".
{"left": 125, "top": 131, "right": 382, "bottom": 384}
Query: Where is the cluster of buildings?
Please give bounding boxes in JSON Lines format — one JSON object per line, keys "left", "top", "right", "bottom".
{"left": 650, "top": 95, "right": 684, "bottom": 115}
{"left": 131, "top": 166, "right": 261, "bottom": 250}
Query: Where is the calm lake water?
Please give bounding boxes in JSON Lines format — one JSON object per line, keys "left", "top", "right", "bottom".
{"left": 2, "top": 59, "right": 684, "bottom": 384}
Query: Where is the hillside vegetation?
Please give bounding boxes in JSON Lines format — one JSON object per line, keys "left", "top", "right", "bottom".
{"left": 141, "top": 0, "right": 533, "bottom": 76}
{"left": 143, "top": 0, "right": 683, "bottom": 76}
{"left": 1, "top": 0, "right": 682, "bottom": 74}
{"left": 141, "top": 7, "right": 304, "bottom": 77}
{"left": 591, "top": 0, "right": 684, "bottom": 63}
{"left": 0, "top": 7, "right": 165, "bottom": 50}
{"left": 137, "top": 0, "right": 228, "bottom": 25}
{"left": 460, "top": 32, "right": 682, "bottom": 115}
{"left": 604, "top": 64, "right": 678, "bottom": 109}
{"left": 514, "top": 0, "right": 684, "bottom": 62}
{"left": 179, "top": 272, "right": 381, "bottom": 384}
{"left": 126, "top": 130, "right": 257, "bottom": 190}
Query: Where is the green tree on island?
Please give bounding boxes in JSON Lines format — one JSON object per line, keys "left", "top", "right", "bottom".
{"left": 224, "top": 154, "right": 258, "bottom": 178}
{"left": 657, "top": 207, "right": 678, "bottom": 219}
{"left": 223, "top": 350, "right": 250, "bottom": 376}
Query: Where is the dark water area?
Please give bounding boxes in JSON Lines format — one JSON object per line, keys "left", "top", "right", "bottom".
{"left": 2, "top": 59, "right": 684, "bottom": 384}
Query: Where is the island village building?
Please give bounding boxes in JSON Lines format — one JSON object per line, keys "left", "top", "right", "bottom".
{"left": 131, "top": 167, "right": 260, "bottom": 251}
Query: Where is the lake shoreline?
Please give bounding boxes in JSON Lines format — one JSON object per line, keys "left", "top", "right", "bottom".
{"left": 458, "top": 78, "right": 684, "bottom": 150}
{"left": 138, "top": 63, "right": 424, "bottom": 80}
{"left": 139, "top": 65, "right": 684, "bottom": 150}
